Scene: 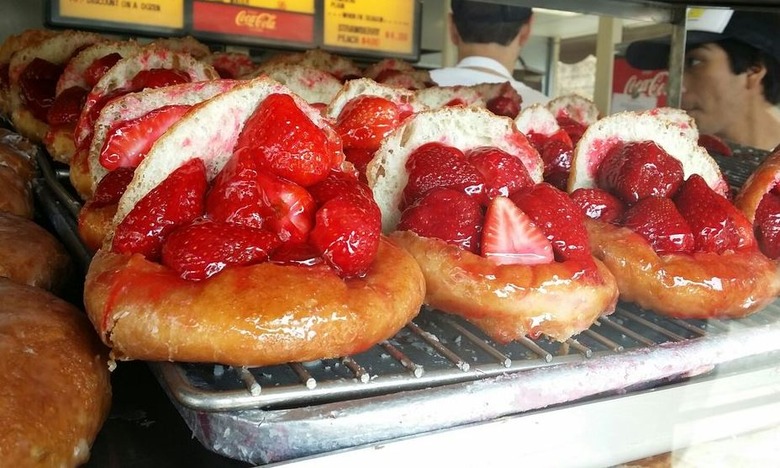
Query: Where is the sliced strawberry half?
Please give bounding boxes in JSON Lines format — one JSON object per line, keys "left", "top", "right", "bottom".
{"left": 698, "top": 134, "right": 733, "bottom": 157}
{"left": 129, "top": 68, "right": 191, "bottom": 90}
{"left": 754, "top": 191, "right": 780, "bottom": 259}
{"left": 235, "top": 93, "right": 335, "bottom": 187}
{"left": 47, "top": 85, "right": 88, "bottom": 126}
{"left": 481, "top": 196, "right": 553, "bottom": 265}
{"left": 161, "top": 219, "right": 281, "bottom": 281}
{"left": 253, "top": 172, "right": 316, "bottom": 244}
{"left": 19, "top": 57, "right": 63, "bottom": 121}
{"left": 622, "top": 196, "right": 694, "bottom": 254}
{"left": 403, "top": 142, "right": 487, "bottom": 207}
{"left": 467, "top": 146, "right": 534, "bottom": 199}
{"left": 99, "top": 105, "right": 192, "bottom": 171}
{"left": 83, "top": 52, "right": 123, "bottom": 88}
{"left": 597, "top": 141, "right": 684, "bottom": 205}
{"left": 90, "top": 167, "right": 136, "bottom": 209}
{"left": 569, "top": 188, "right": 625, "bottom": 223}
{"left": 307, "top": 169, "right": 373, "bottom": 207}
{"left": 309, "top": 193, "right": 382, "bottom": 278}
{"left": 510, "top": 183, "right": 592, "bottom": 262}
{"left": 336, "top": 95, "right": 401, "bottom": 150}
{"left": 398, "top": 187, "right": 483, "bottom": 253}
{"left": 112, "top": 159, "right": 208, "bottom": 260}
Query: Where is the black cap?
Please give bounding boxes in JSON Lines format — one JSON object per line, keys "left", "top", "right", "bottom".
{"left": 626, "top": 9, "right": 780, "bottom": 70}
{"left": 451, "top": 0, "right": 532, "bottom": 23}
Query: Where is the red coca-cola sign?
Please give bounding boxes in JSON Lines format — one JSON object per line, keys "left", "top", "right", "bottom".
{"left": 612, "top": 57, "right": 668, "bottom": 110}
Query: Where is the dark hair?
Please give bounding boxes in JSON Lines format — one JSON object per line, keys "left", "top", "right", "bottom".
{"left": 451, "top": 0, "right": 533, "bottom": 46}
{"left": 715, "top": 39, "right": 780, "bottom": 104}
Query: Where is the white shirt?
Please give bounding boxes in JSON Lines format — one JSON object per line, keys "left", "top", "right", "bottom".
{"left": 429, "top": 56, "right": 550, "bottom": 108}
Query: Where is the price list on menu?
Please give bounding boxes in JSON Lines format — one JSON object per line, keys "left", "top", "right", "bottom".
{"left": 191, "top": 0, "right": 317, "bottom": 46}
{"left": 322, "top": 0, "right": 419, "bottom": 58}
{"left": 49, "top": 0, "right": 185, "bottom": 33}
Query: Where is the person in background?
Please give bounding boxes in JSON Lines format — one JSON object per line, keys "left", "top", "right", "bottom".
{"left": 430, "top": 0, "right": 549, "bottom": 107}
{"left": 626, "top": 9, "right": 780, "bottom": 152}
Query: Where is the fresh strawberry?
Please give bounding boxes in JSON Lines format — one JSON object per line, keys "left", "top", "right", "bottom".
{"left": 398, "top": 187, "right": 483, "bottom": 253}
{"left": 161, "top": 219, "right": 281, "bottom": 281}
{"left": 235, "top": 93, "right": 336, "bottom": 187}
{"left": 510, "top": 183, "right": 592, "bottom": 262}
{"left": 540, "top": 138, "right": 574, "bottom": 191}
{"left": 481, "top": 196, "right": 553, "bottom": 265}
{"left": 83, "top": 53, "right": 123, "bottom": 87}
{"left": 486, "top": 95, "right": 520, "bottom": 118}
{"left": 698, "top": 134, "right": 733, "bottom": 157}
{"left": 47, "top": 85, "right": 88, "bottom": 125}
{"left": 19, "top": 57, "right": 63, "bottom": 121}
{"left": 336, "top": 95, "right": 401, "bottom": 150}
{"left": 754, "top": 191, "right": 780, "bottom": 259}
{"left": 112, "top": 159, "right": 208, "bottom": 260}
{"left": 621, "top": 196, "right": 694, "bottom": 254}
{"left": 129, "top": 68, "right": 191, "bottom": 90}
{"left": 90, "top": 167, "right": 136, "bottom": 208}
{"left": 99, "top": 105, "right": 191, "bottom": 171}
{"left": 206, "top": 152, "right": 316, "bottom": 243}
{"left": 269, "top": 242, "right": 324, "bottom": 267}
{"left": 569, "top": 188, "right": 625, "bottom": 223}
{"left": 403, "top": 142, "right": 487, "bottom": 207}
{"left": 307, "top": 169, "right": 373, "bottom": 207}
{"left": 597, "top": 141, "right": 684, "bottom": 205}
{"left": 556, "top": 116, "right": 587, "bottom": 145}
{"left": 309, "top": 193, "right": 381, "bottom": 277}
{"left": 466, "top": 146, "right": 534, "bottom": 199}
{"left": 673, "top": 174, "right": 754, "bottom": 253}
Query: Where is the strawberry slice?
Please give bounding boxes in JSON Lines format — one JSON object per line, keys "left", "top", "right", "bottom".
{"left": 83, "top": 53, "right": 123, "bottom": 87}
{"left": 19, "top": 57, "right": 63, "bottom": 121}
{"left": 47, "top": 85, "right": 88, "bottom": 126}
{"left": 467, "top": 146, "right": 535, "bottom": 199}
{"left": 343, "top": 147, "right": 377, "bottom": 180}
{"left": 481, "top": 196, "right": 553, "bottom": 265}
{"left": 129, "top": 68, "right": 191, "bottom": 90}
{"left": 485, "top": 95, "right": 520, "bottom": 118}
{"left": 161, "top": 219, "right": 281, "bottom": 281}
{"left": 99, "top": 105, "right": 191, "bottom": 171}
{"left": 307, "top": 169, "right": 373, "bottom": 207}
{"left": 698, "top": 134, "right": 733, "bottom": 157}
{"left": 403, "top": 142, "right": 487, "bottom": 207}
{"left": 90, "top": 167, "right": 136, "bottom": 209}
{"left": 540, "top": 138, "right": 574, "bottom": 191}
{"left": 510, "top": 183, "right": 592, "bottom": 262}
{"left": 754, "top": 191, "right": 780, "bottom": 259}
{"left": 556, "top": 116, "right": 587, "bottom": 145}
{"left": 569, "top": 188, "right": 625, "bottom": 224}
{"left": 597, "top": 141, "right": 684, "bottom": 205}
{"left": 235, "top": 93, "right": 335, "bottom": 187}
{"left": 310, "top": 193, "right": 381, "bottom": 278}
{"left": 112, "top": 159, "right": 208, "bottom": 260}
{"left": 622, "top": 196, "right": 694, "bottom": 254}
{"left": 398, "top": 187, "right": 483, "bottom": 253}
{"left": 673, "top": 174, "right": 755, "bottom": 253}
{"left": 254, "top": 172, "right": 316, "bottom": 243}
{"left": 336, "top": 95, "right": 401, "bottom": 150}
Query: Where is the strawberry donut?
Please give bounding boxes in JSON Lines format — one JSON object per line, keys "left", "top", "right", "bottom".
{"left": 569, "top": 111, "right": 779, "bottom": 319}
{"left": 367, "top": 107, "right": 618, "bottom": 342}
{"left": 83, "top": 77, "right": 425, "bottom": 367}
{"left": 735, "top": 146, "right": 780, "bottom": 259}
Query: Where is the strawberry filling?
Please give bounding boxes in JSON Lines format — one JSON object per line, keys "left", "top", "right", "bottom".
{"left": 525, "top": 128, "right": 574, "bottom": 191}
{"left": 754, "top": 189, "right": 780, "bottom": 259}
{"left": 111, "top": 94, "right": 380, "bottom": 281}
{"left": 580, "top": 140, "right": 756, "bottom": 256}
{"left": 19, "top": 57, "right": 64, "bottom": 121}
{"left": 397, "top": 142, "right": 593, "bottom": 269}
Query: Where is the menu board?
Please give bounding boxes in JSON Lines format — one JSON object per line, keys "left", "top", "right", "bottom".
{"left": 191, "top": 0, "right": 316, "bottom": 47}
{"left": 48, "top": 0, "right": 185, "bottom": 34}
{"left": 322, "top": 0, "right": 419, "bottom": 59}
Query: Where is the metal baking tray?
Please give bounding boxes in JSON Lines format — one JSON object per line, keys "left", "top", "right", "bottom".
{"left": 34, "top": 144, "right": 780, "bottom": 465}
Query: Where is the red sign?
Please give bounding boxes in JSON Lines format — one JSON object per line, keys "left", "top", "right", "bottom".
{"left": 192, "top": 1, "right": 314, "bottom": 44}
{"left": 611, "top": 57, "right": 668, "bottom": 113}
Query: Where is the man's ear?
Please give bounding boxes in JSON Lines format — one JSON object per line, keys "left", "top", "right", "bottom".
{"left": 745, "top": 62, "right": 767, "bottom": 94}
{"left": 448, "top": 13, "right": 461, "bottom": 46}
{"left": 516, "top": 18, "right": 533, "bottom": 46}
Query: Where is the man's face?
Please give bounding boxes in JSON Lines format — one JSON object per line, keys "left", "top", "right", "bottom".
{"left": 681, "top": 43, "right": 747, "bottom": 136}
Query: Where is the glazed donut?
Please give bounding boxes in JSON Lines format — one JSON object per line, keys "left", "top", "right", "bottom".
{"left": 0, "top": 279, "right": 111, "bottom": 467}
{"left": 367, "top": 107, "right": 618, "bottom": 342}
{"left": 0, "top": 128, "right": 37, "bottom": 218}
{"left": 735, "top": 147, "right": 780, "bottom": 224}
{"left": 83, "top": 77, "right": 425, "bottom": 366}
{"left": 569, "top": 111, "right": 780, "bottom": 319}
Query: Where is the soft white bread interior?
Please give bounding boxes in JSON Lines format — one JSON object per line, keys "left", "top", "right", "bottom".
{"left": 325, "top": 77, "right": 427, "bottom": 121}
{"left": 259, "top": 49, "right": 362, "bottom": 80}
{"left": 546, "top": 93, "right": 599, "bottom": 125}
{"left": 642, "top": 107, "right": 699, "bottom": 141}
{"left": 74, "top": 46, "right": 220, "bottom": 148}
{"left": 55, "top": 40, "right": 141, "bottom": 95}
{"left": 569, "top": 110, "right": 728, "bottom": 196}
{"left": 149, "top": 35, "right": 211, "bottom": 59}
{"left": 415, "top": 82, "right": 510, "bottom": 109}
{"left": 113, "top": 76, "right": 335, "bottom": 230}
{"left": 87, "top": 79, "right": 241, "bottom": 192}
{"left": 366, "top": 106, "right": 543, "bottom": 232}
{"left": 252, "top": 64, "right": 342, "bottom": 105}
{"left": 515, "top": 103, "right": 561, "bottom": 136}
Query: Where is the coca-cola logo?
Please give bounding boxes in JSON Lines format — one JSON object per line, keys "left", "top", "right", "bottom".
{"left": 235, "top": 11, "right": 277, "bottom": 31}
{"left": 624, "top": 71, "right": 669, "bottom": 98}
